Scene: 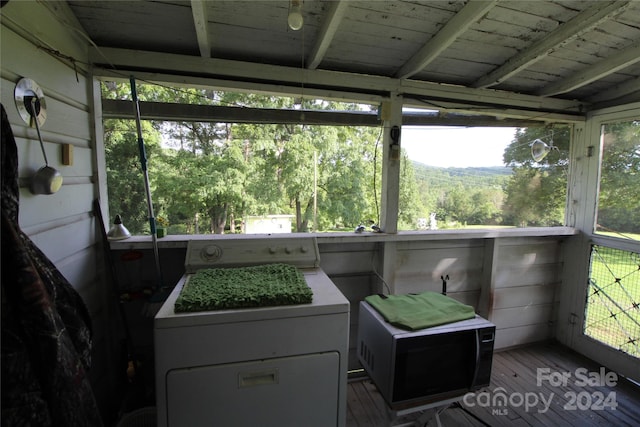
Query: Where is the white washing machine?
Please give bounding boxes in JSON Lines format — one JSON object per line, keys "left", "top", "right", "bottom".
{"left": 154, "top": 236, "right": 350, "bottom": 427}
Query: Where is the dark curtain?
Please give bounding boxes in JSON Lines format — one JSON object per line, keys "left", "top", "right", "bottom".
{"left": 1, "top": 104, "right": 103, "bottom": 426}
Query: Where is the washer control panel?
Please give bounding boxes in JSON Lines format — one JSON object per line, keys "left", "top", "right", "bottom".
{"left": 185, "top": 237, "right": 320, "bottom": 272}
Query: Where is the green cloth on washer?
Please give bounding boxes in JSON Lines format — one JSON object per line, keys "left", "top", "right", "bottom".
{"left": 175, "top": 263, "right": 312, "bottom": 312}
{"left": 365, "top": 291, "right": 475, "bottom": 331}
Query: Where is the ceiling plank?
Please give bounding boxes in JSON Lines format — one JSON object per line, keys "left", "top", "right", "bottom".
{"left": 538, "top": 40, "right": 640, "bottom": 97}
{"left": 587, "top": 75, "right": 640, "bottom": 107}
{"left": 191, "top": 0, "right": 211, "bottom": 58}
{"left": 395, "top": 0, "right": 498, "bottom": 80}
{"left": 307, "top": 0, "right": 348, "bottom": 70}
{"left": 473, "top": 1, "right": 631, "bottom": 89}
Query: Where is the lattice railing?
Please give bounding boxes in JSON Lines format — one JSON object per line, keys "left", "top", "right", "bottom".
{"left": 584, "top": 245, "right": 640, "bottom": 358}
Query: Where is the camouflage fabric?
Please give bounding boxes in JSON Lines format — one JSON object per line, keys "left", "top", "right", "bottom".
{"left": 1, "top": 104, "right": 103, "bottom": 426}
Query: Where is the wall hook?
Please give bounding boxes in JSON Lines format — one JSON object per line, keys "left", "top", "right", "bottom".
{"left": 441, "top": 274, "right": 449, "bottom": 295}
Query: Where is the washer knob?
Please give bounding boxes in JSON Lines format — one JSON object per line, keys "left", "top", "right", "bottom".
{"left": 201, "top": 245, "right": 221, "bottom": 261}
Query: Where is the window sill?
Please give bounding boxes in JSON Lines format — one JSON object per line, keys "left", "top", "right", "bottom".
{"left": 108, "top": 226, "right": 579, "bottom": 250}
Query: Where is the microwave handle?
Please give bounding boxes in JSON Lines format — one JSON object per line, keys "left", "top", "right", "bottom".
{"left": 471, "top": 331, "right": 481, "bottom": 385}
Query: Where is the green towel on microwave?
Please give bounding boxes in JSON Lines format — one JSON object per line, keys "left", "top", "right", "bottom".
{"left": 365, "top": 291, "right": 475, "bottom": 331}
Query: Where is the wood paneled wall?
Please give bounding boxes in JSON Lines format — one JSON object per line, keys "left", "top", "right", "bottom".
{"left": 486, "top": 237, "right": 562, "bottom": 349}
{"left": 317, "top": 234, "right": 567, "bottom": 369}
{"left": 111, "top": 233, "right": 567, "bottom": 373}
{"left": 110, "top": 233, "right": 568, "bottom": 373}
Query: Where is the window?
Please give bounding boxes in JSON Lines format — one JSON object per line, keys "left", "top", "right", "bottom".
{"left": 102, "top": 82, "right": 385, "bottom": 235}
{"left": 103, "top": 81, "right": 574, "bottom": 236}
{"left": 595, "top": 119, "right": 640, "bottom": 240}
{"left": 400, "top": 124, "right": 570, "bottom": 230}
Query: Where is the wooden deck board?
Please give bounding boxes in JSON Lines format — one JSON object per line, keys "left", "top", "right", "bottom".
{"left": 347, "top": 341, "right": 640, "bottom": 426}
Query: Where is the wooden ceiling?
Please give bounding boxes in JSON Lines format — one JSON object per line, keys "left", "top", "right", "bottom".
{"left": 66, "top": 0, "right": 640, "bottom": 120}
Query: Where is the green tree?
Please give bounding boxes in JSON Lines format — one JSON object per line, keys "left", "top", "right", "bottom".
{"left": 103, "top": 118, "right": 162, "bottom": 234}
{"left": 102, "top": 81, "right": 171, "bottom": 234}
{"left": 241, "top": 100, "right": 384, "bottom": 232}
{"left": 317, "top": 125, "right": 382, "bottom": 230}
{"left": 502, "top": 126, "right": 569, "bottom": 227}
{"left": 154, "top": 150, "right": 201, "bottom": 233}
{"left": 438, "top": 184, "right": 473, "bottom": 226}
{"left": 156, "top": 134, "right": 248, "bottom": 234}
{"left": 469, "top": 188, "right": 503, "bottom": 225}
{"left": 398, "top": 150, "right": 423, "bottom": 229}
{"left": 597, "top": 120, "right": 640, "bottom": 234}
{"left": 102, "top": 81, "right": 415, "bottom": 234}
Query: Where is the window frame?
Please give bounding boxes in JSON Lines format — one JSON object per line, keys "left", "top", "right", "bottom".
{"left": 585, "top": 103, "right": 640, "bottom": 250}
{"left": 94, "top": 77, "right": 599, "bottom": 239}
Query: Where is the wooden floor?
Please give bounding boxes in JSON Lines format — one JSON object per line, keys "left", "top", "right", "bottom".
{"left": 347, "top": 341, "right": 640, "bottom": 426}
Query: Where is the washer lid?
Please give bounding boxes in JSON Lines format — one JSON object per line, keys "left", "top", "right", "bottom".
{"left": 155, "top": 268, "right": 349, "bottom": 328}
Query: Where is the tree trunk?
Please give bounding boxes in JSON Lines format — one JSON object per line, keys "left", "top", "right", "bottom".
{"left": 228, "top": 212, "right": 235, "bottom": 233}
{"left": 210, "top": 203, "right": 228, "bottom": 234}
{"left": 295, "top": 197, "right": 314, "bottom": 232}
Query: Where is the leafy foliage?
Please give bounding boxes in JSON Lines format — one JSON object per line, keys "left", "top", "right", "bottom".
{"left": 411, "top": 163, "right": 510, "bottom": 227}
{"left": 103, "top": 118, "right": 162, "bottom": 234}
{"left": 502, "top": 126, "right": 570, "bottom": 227}
{"left": 105, "top": 83, "right": 639, "bottom": 234}
{"left": 102, "top": 82, "right": 416, "bottom": 234}
{"left": 597, "top": 120, "right": 640, "bottom": 235}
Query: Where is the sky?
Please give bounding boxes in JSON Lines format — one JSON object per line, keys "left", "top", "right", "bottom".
{"left": 401, "top": 126, "right": 518, "bottom": 168}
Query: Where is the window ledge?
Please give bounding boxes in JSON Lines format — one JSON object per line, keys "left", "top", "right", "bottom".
{"left": 108, "top": 227, "right": 579, "bottom": 250}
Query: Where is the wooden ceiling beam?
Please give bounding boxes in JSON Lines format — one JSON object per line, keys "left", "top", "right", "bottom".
{"left": 395, "top": 0, "right": 497, "bottom": 80}
{"left": 538, "top": 40, "right": 640, "bottom": 97}
{"left": 90, "top": 47, "right": 586, "bottom": 122}
{"left": 103, "top": 99, "right": 378, "bottom": 126}
{"left": 191, "top": 0, "right": 211, "bottom": 58}
{"left": 101, "top": 99, "right": 541, "bottom": 127}
{"left": 473, "top": 1, "right": 631, "bottom": 89}
{"left": 307, "top": 0, "right": 348, "bottom": 70}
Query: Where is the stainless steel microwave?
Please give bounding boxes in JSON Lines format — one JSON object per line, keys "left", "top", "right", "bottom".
{"left": 357, "top": 301, "right": 495, "bottom": 410}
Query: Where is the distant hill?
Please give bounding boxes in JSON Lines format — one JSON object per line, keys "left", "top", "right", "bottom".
{"left": 409, "top": 162, "right": 513, "bottom": 225}
{"left": 412, "top": 161, "right": 512, "bottom": 190}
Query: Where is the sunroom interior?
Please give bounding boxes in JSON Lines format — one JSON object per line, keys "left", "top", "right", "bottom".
{"left": 1, "top": 1, "right": 639, "bottom": 426}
